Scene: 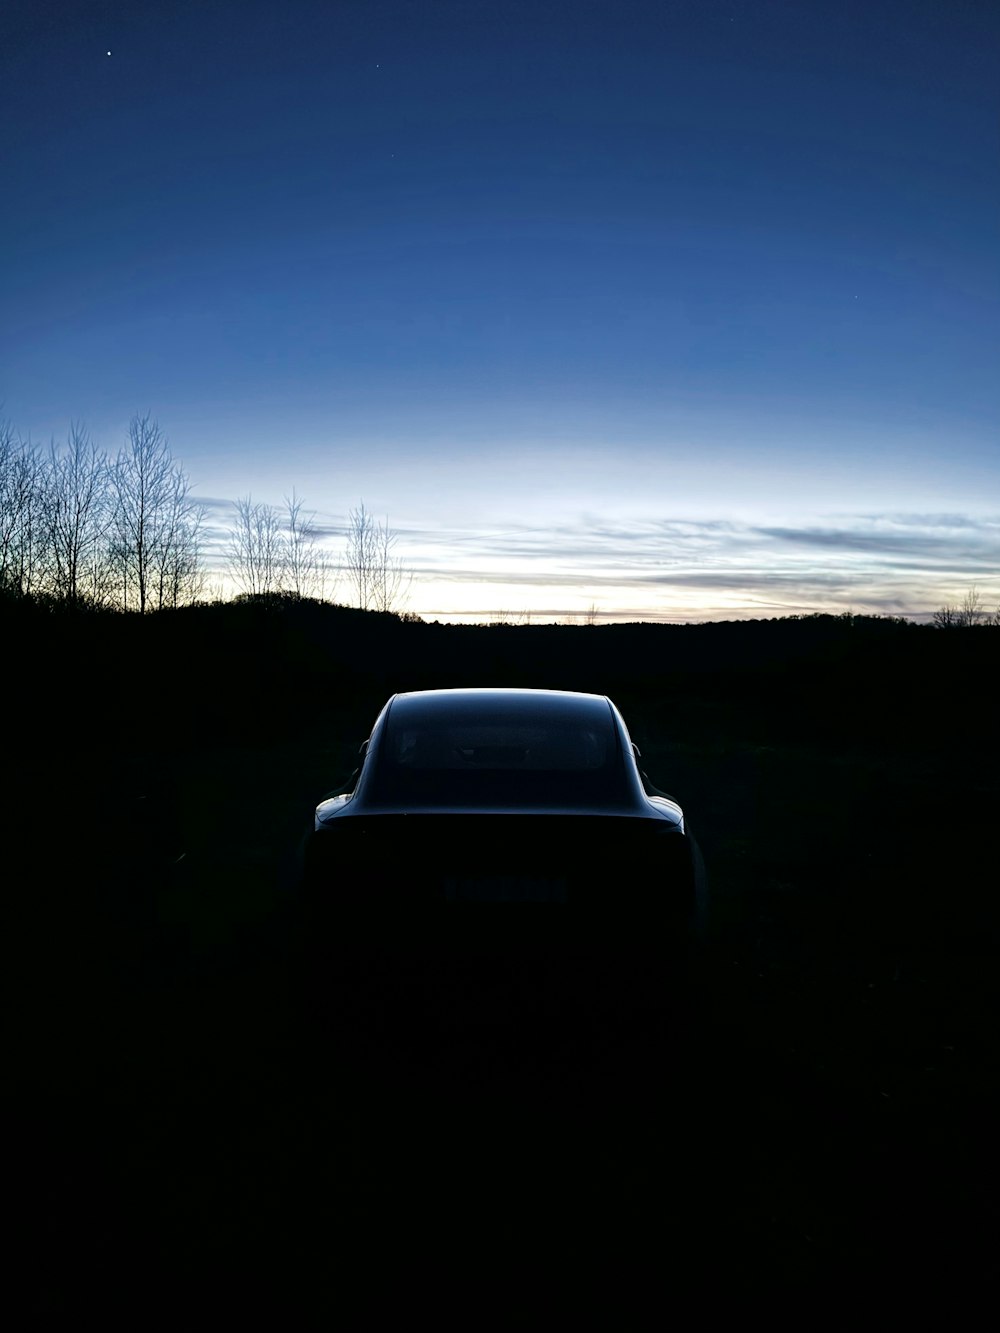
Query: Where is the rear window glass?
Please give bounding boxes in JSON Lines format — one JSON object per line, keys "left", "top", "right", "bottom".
{"left": 369, "top": 703, "right": 626, "bottom": 807}
{"left": 390, "top": 721, "right": 610, "bottom": 772}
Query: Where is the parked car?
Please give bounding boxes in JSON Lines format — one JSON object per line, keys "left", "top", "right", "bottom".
{"left": 299, "top": 688, "right": 706, "bottom": 1026}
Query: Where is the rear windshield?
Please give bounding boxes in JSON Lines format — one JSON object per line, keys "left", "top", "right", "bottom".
{"left": 369, "top": 702, "right": 626, "bottom": 807}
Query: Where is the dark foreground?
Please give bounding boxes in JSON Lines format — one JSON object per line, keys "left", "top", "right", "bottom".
{"left": 6, "top": 606, "right": 998, "bottom": 1323}
{"left": 11, "top": 865, "right": 995, "bottom": 1326}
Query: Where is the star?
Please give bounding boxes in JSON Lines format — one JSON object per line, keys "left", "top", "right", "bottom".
{"left": 106, "top": 50, "right": 112, "bottom": 56}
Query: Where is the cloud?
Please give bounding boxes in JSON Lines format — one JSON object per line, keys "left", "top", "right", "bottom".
{"left": 859, "top": 513, "right": 995, "bottom": 531}
{"left": 400, "top": 510, "right": 1000, "bottom": 619}
{"left": 190, "top": 497, "right": 1000, "bottom": 620}
{"left": 753, "top": 516, "right": 1000, "bottom": 578}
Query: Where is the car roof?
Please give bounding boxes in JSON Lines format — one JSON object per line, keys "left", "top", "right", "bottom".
{"left": 384, "top": 687, "right": 615, "bottom": 727}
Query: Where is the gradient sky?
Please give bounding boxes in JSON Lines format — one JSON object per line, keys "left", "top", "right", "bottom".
{"left": 3, "top": 0, "right": 998, "bottom": 621}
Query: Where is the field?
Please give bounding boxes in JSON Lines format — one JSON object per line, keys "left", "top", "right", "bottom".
{"left": 7, "top": 599, "right": 997, "bottom": 1321}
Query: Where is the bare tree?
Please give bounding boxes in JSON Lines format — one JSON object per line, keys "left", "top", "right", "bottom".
{"left": 113, "top": 415, "right": 201, "bottom": 612}
{"left": 225, "top": 489, "right": 335, "bottom": 601}
{"left": 0, "top": 422, "right": 46, "bottom": 597}
{"left": 0, "top": 419, "right": 24, "bottom": 592}
{"left": 585, "top": 601, "right": 599, "bottom": 626}
{"left": 152, "top": 468, "right": 207, "bottom": 608}
{"left": 42, "top": 424, "right": 115, "bottom": 606}
{"left": 958, "top": 584, "right": 984, "bottom": 628}
{"left": 344, "top": 501, "right": 376, "bottom": 610}
{"left": 935, "top": 585, "right": 986, "bottom": 629}
{"left": 284, "top": 488, "right": 329, "bottom": 600}
{"left": 370, "top": 511, "right": 410, "bottom": 613}
{"left": 344, "top": 502, "right": 410, "bottom": 612}
{"left": 227, "top": 495, "right": 285, "bottom": 597}
{"left": 4, "top": 414, "right": 204, "bottom": 609}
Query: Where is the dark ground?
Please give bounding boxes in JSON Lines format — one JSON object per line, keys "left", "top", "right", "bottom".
{"left": 6, "top": 601, "right": 998, "bottom": 1323}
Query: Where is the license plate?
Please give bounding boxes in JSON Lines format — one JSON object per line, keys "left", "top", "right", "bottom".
{"left": 442, "top": 876, "right": 568, "bottom": 903}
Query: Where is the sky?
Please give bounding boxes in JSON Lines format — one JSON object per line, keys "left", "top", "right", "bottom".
{"left": 2, "top": 0, "right": 998, "bottom": 621}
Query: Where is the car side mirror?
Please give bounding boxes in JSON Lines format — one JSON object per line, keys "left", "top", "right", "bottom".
{"left": 358, "top": 739, "right": 369, "bottom": 759}
{"left": 631, "top": 742, "right": 642, "bottom": 761}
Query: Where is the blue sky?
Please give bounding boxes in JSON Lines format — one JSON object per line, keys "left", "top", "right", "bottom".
{"left": 2, "top": 0, "right": 998, "bottom": 620}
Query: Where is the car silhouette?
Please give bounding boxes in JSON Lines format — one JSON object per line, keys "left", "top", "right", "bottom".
{"left": 299, "top": 687, "right": 706, "bottom": 1029}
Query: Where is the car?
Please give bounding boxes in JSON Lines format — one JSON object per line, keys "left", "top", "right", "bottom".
{"left": 299, "top": 687, "right": 707, "bottom": 1029}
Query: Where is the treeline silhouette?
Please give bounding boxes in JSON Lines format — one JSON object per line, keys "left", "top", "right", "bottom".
{"left": 6, "top": 592, "right": 999, "bottom": 755}
{"left": 0, "top": 417, "right": 413, "bottom": 613}
{"left": 0, "top": 416, "right": 204, "bottom": 610}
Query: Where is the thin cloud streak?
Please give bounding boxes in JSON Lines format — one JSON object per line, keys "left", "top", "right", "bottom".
{"left": 756, "top": 520, "right": 1000, "bottom": 562}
